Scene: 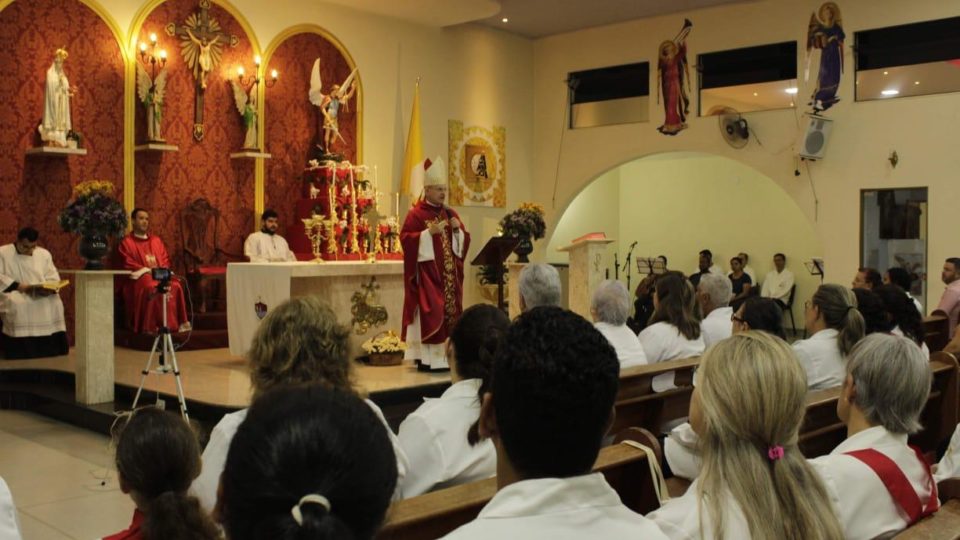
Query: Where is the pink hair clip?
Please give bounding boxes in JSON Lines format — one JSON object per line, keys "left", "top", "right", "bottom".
{"left": 768, "top": 445, "right": 785, "bottom": 461}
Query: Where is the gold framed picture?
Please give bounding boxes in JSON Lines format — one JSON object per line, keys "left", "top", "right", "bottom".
{"left": 448, "top": 120, "right": 505, "bottom": 207}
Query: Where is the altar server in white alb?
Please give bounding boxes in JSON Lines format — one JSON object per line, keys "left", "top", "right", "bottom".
{"left": 810, "top": 333, "right": 939, "bottom": 540}
{"left": 0, "top": 228, "right": 68, "bottom": 359}
{"left": 243, "top": 209, "right": 296, "bottom": 262}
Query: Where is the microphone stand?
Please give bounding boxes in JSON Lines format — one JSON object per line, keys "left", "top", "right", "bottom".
{"left": 623, "top": 242, "right": 637, "bottom": 290}
{"left": 614, "top": 252, "right": 620, "bottom": 280}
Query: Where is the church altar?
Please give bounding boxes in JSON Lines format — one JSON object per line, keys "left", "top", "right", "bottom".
{"left": 227, "top": 261, "right": 404, "bottom": 359}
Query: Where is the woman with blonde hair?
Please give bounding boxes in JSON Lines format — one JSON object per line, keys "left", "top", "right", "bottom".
{"left": 190, "top": 296, "right": 408, "bottom": 511}
{"left": 649, "top": 332, "right": 844, "bottom": 540}
{"left": 793, "top": 284, "right": 865, "bottom": 389}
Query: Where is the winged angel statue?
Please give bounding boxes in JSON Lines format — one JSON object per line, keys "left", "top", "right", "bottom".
{"left": 136, "top": 63, "right": 169, "bottom": 142}
{"left": 309, "top": 58, "right": 358, "bottom": 154}
{"left": 230, "top": 79, "right": 258, "bottom": 150}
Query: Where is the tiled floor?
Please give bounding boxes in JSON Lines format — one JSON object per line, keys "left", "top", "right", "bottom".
{"left": 0, "top": 410, "right": 134, "bottom": 539}
{"left": 0, "top": 347, "right": 450, "bottom": 407}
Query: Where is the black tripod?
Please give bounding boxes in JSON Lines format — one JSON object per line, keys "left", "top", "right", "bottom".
{"left": 131, "top": 287, "right": 188, "bottom": 420}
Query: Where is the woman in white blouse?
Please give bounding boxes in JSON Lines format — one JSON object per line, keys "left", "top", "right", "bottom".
{"left": 190, "top": 296, "right": 408, "bottom": 512}
{"left": 809, "top": 333, "right": 938, "bottom": 539}
{"left": 649, "top": 332, "right": 844, "bottom": 540}
{"left": 591, "top": 280, "right": 647, "bottom": 368}
{"left": 398, "top": 304, "right": 507, "bottom": 497}
{"left": 638, "top": 272, "right": 705, "bottom": 391}
{"left": 792, "top": 284, "right": 864, "bottom": 390}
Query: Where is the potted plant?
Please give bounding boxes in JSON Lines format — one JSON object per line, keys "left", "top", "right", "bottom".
{"left": 498, "top": 202, "right": 546, "bottom": 263}
{"left": 361, "top": 330, "right": 407, "bottom": 366}
{"left": 58, "top": 180, "right": 128, "bottom": 269}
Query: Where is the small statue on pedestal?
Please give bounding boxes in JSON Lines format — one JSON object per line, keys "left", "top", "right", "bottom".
{"left": 230, "top": 79, "right": 258, "bottom": 150}
{"left": 39, "top": 48, "right": 73, "bottom": 147}
{"left": 136, "top": 64, "right": 169, "bottom": 142}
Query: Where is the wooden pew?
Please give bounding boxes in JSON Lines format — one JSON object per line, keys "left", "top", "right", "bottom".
{"left": 893, "top": 478, "right": 960, "bottom": 539}
{"left": 377, "top": 428, "right": 663, "bottom": 540}
{"left": 798, "top": 352, "right": 959, "bottom": 459}
{"left": 925, "top": 315, "right": 950, "bottom": 353}
{"left": 612, "top": 357, "right": 699, "bottom": 436}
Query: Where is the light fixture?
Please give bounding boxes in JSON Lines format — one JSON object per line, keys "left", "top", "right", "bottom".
{"left": 753, "top": 92, "right": 758, "bottom": 97}
{"left": 881, "top": 89, "right": 899, "bottom": 96}
{"left": 785, "top": 87, "right": 798, "bottom": 94}
{"left": 502, "top": 17, "right": 508, "bottom": 23}
{"left": 883, "top": 70, "right": 889, "bottom": 75}
{"left": 914, "top": 81, "right": 920, "bottom": 85}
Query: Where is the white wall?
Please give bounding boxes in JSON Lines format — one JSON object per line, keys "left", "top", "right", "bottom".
{"left": 532, "top": 0, "right": 960, "bottom": 312}
{"left": 547, "top": 167, "right": 620, "bottom": 270}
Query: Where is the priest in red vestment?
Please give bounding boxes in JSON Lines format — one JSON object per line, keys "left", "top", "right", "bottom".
{"left": 116, "top": 208, "right": 189, "bottom": 334}
{"left": 401, "top": 157, "right": 470, "bottom": 371}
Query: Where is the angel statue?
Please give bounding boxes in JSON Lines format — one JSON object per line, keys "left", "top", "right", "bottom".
{"left": 806, "top": 2, "right": 845, "bottom": 113}
{"left": 309, "top": 58, "right": 358, "bottom": 154}
{"left": 39, "top": 48, "right": 73, "bottom": 147}
{"left": 656, "top": 19, "right": 692, "bottom": 136}
{"left": 230, "top": 80, "right": 258, "bottom": 149}
{"left": 186, "top": 28, "right": 219, "bottom": 89}
{"left": 136, "top": 64, "right": 169, "bottom": 142}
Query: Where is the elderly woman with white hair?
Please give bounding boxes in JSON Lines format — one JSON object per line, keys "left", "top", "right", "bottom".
{"left": 518, "top": 263, "right": 562, "bottom": 312}
{"left": 809, "top": 333, "right": 938, "bottom": 540}
{"left": 696, "top": 273, "right": 733, "bottom": 348}
{"left": 591, "top": 280, "right": 648, "bottom": 368}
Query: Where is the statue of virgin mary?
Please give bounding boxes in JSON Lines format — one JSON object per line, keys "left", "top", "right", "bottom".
{"left": 39, "top": 48, "right": 72, "bottom": 147}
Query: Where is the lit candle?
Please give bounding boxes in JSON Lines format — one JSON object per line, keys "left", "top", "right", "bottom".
{"left": 139, "top": 42, "right": 147, "bottom": 53}
{"left": 159, "top": 50, "right": 167, "bottom": 60}
{"left": 270, "top": 69, "right": 278, "bottom": 80}
{"left": 395, "top": 193, "right": 400, "bottom": 217}
{"left": 254, "top": 54, "right": 261, "bottom": 66}
{"left": 149, "top": 32, "right": 158, "bottom": 44}
{"left": 237, "top": 66, "right": 245, "bottom": 77}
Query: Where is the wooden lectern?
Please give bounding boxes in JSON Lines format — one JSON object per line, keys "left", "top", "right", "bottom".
{"left": 471, "top": 236, "right": 520, "bottom": 312}
{"left": 558, "top": 236, "right": 614, "bottom": 319}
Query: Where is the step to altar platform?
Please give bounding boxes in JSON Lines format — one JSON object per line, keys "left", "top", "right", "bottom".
{"left": 115, "top": 311, "right": 229, "bottom": 351}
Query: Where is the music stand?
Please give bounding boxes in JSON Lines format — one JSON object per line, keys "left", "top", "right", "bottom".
{"left": 636, "top": 256, "right": 666, "bottom": 276}
{"left": 804, "top": 258, "right": 825, "bottom": 284}
{"left": 471, "top": 236, "right": 520, "bottom": 311}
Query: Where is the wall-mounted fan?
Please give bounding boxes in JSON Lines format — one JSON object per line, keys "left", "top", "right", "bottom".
{"left": 717, "top": 107, "right": 749, "bottom": 149}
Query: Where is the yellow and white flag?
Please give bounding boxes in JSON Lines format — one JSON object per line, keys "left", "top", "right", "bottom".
{"left": 400, "top": 81, "right": 423, "bottom": 201}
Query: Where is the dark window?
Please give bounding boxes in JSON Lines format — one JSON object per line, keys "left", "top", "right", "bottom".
{"left": 697, "top": 42, "right": 798, "bottom": 115}
{"left": 567, "top": 62, "right": 650, "bottom": 129}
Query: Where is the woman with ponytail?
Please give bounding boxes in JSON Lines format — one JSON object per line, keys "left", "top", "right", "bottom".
{"left": 397, "top": 304, "right": 509, "bottom": 497}
{"left": 104, "top": 407, "right": 219, "bottom": 540}
{"left": 649, "top": 332, "right": 844, "bottom": 540}
{"left": 219, "top": 384, "right": 397, "bottom": 540}
{"left": 793, "top": 284, "right": 865, "bottom": 389}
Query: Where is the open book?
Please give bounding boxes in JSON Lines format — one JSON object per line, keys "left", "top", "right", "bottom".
{"left": 39, "top": 279, "right": 70, "bottom": 292}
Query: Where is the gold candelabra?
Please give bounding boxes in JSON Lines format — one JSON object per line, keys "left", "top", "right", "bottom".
{"left": 301, "top": 215, "right": 326, "bottom": 263}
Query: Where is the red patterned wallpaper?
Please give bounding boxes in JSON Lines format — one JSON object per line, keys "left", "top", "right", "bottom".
{"left": 264, "top": 32, "right": 356, "bottom": 240}
{"left": 0, "top": 0, "right": 126, "bottom": 340}
{"left": 134, "top": 0, "right": 255, "bottom": 268}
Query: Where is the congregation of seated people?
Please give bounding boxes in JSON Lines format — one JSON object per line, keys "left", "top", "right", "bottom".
{"left": 7, "top": 250, "right": 960, "bottom": 540}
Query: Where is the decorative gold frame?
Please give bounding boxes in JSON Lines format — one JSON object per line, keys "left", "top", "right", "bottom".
{"left": 447, "top": 119, "right": 505, "bottom": 208}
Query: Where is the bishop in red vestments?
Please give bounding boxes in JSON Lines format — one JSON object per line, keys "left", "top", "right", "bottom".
{"left": 116, "top": 209, "right": 189, "bottom": 334}
{"left": 401, "top": 157, "right": 470, "bottom": 371}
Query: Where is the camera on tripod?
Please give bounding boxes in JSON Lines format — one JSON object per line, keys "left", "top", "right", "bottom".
{"left": 152, "top": 267, "right": 172, "bottom": 293}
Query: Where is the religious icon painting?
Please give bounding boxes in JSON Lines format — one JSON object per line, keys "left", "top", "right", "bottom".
{"left": 447, "top": 120, "right": 506, "bottom": 207}
{"left": 656, "top": 19, "right": 693, "bottom": 136}
{"left": 806, "top": 2, "right": 845, "bottom": 113}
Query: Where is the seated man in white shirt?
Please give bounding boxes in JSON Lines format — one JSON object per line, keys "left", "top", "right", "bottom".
{"left": 761, "top": 252, "right": 795, "bottom": 307}
{"left": 591, "top": 280, "right": 647, "bottom": 368}
{"left": 243, "top": 209, "right": 297, "bottom": 262}
{"left": 697, "top": 273, "right": 733, "bottom": 348}
{"left": 517, "top": 263, "right": 561, "bottom": 312}
{"left": 810, "top": 333, "right": 939, "bottom": 540}
{"left": 442, "top": 307, "right": 667, "bottom": 540}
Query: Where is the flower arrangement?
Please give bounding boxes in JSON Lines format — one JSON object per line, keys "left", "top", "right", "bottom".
{"left": 362, "top": 330, "right": 407, "bottom": 354}
{"left": 499, "top": 202, "right": 546, "bottom": 240}
{"left": 58, "top": 180, "right": 128, "bottom": 237}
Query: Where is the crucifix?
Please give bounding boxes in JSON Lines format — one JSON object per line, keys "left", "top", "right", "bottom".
{"left": 165, "top": 0, "right": 238, "bottom": 141}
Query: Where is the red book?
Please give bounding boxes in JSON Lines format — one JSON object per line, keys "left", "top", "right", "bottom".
{"left": 573, "top": 232, "right": 607, "bottom": 243}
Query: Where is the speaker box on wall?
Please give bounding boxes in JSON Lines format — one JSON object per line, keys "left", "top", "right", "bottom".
{"left": 798, "top": 113, "right": 834, "bottom": 161}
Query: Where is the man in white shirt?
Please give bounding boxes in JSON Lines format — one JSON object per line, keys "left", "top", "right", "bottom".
{"left": 933, "top": 257, "right": 960, "bottom": 338}
{"left": 0, "top": 228, "right": 68, "bottom": 359}
{"left": 697, "top": 273, "right": 733, "bottom": 348}
{"left": 442, "top": 307, "right": 666, "bottom": 539}
{"left": 737, "top": 252, "right": 756, "bottom": 284}
{"left": 809, "top": 334, "right": 938, "bottom": 539}
{"left": 243, "top": 209, "right": 296, "bottom": 262}
{"left": 761, "top": 252, "right": 795, "bottom": 307}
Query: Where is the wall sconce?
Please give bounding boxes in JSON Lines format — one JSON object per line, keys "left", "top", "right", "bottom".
{"left": 138, "top": 32, "right": 167, "bottom": 72}
{"left": 237, "top": 54, "right": 279, "bottom": 88}
{"left": 888, "top": 150, "right": 899, "bottom": 168}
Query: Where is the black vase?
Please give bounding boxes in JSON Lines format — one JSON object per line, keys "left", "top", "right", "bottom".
{"left": 513, "top": 236, "right": 533, "bottom": 263}
{"left": 78, "top": 234, "right": 109, "bottom": 270}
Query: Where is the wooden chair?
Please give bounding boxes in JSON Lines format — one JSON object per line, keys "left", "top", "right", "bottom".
{"left": 612, "top": 356, "right": 699, "bottom": 436}
{"left": 179, "top": 198, "right": 243, "bottom": 312}
{"left": 925, "top": 315, "right": 951, "bottom": 353}
{"left": 377, "top": 428, "right": 664, "bottom": 540}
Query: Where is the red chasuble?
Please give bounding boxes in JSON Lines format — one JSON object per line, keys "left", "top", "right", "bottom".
{"left": 400, "top": 201, "right": 471, "bottom": 345}
{"left": 116, "top": 234, "right": 188, "bottom": 334}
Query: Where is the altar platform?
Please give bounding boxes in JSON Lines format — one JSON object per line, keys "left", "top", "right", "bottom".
{"left": 0, "top": 346, "right": 450, "bottom": 436}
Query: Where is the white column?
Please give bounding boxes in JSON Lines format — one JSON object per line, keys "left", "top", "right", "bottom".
{"left": 507, "top": 262, "right": 527, "bottom": 320}
{"left": 66, "top": 270, "right": 128, "bottom": 404}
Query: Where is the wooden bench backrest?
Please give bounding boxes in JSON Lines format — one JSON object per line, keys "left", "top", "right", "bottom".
{"left": 893, "top": 499, "right": 960, "bottom": 540}
{"left": 377, "top": 428, "right": 662, "bottom": 540}
{"left": 925, "top": 315, "right": 950, "bottom": 353}
{"left": 612, "top": 356, "right": 699, "bottom": 435}
{"left": 799, "top": 354, "right": 959, "bottom": 458}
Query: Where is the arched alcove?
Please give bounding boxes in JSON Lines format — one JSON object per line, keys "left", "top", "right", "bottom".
{"left": 547, "top": 151, "right": 822, "bottom": 328}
